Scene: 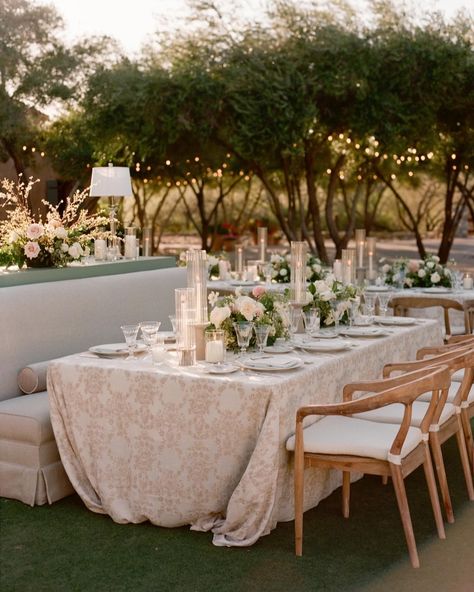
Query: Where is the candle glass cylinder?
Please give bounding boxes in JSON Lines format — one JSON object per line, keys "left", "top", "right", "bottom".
{"left": 257, "top": 227, "right": 268, "bottom": 262}
{"left": 366, "top": 237, "right": 377, "bottom": 281}
{"left": 186, "top": 250, "right": 208, "bottom": 324}
{"left": 142, "top": 227, "right": 152, "bottom": 257}
{"left": 355, "top": 229, "right": 366, "bottom": 269}
{"left": 94, "top": 239, "right": 107, "bottom": 261}
{"left": 333, "top": 259, "right": 342, "bottom": 282}
{"left": 463, "top": 273, "right": 473, "bottom": 290}
{"left": 124, "top": 227, "right": 137, "bottom": 260}
{"left": 341, "top": 249, "right": 356, "bottom": 285}
{"left": 290, "top": 241, "right": 308, "bottom": 304}
{"left": 235, "top": 246, "right": 244, "bottom": 274}
{"left": 175, "top": 287, "right": 196, "bottom": 366}
{"left": 205, "top": 330, "right": 225, "bottom": 363}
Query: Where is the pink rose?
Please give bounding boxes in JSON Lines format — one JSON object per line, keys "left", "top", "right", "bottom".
{"left": 407, "top": 260, "right": 419, "bottom": 272}
{"left": 252, "top": 285, "right": 266, "bottom": 298}
{"left": 26, "top": 223, "right": 44, "bottom": 240}
{"left": 24, "top": 241, "right": 40, "bottom": 259}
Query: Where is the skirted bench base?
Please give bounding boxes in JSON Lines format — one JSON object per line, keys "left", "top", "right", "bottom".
{"left": 0, "top": 392, "right": 74, "bottom": 505}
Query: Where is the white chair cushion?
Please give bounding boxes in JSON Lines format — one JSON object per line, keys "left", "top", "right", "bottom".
{"left": 451, "top": 369, "right": 464, "bottom": 382}
{"left": 417, "top": 382, "right": 474, "bottom": 406}
{"left": 286, "top": 416, "right": 422, "bottom": 462}
{"left": 354, "top": 401, "right": 456, "bottom": 428}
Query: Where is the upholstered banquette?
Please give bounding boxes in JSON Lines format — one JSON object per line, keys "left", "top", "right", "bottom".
{"left": 0, "top": 265, "right": 186, "bottom": 505}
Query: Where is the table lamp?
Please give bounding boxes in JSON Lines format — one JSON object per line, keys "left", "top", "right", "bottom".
{"left": 89, "top": 164, "right": 132, "bottom": 259}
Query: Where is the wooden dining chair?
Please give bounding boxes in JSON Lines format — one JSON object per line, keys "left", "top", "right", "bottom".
{"left": 287, "top": 366, "right": 451, "bottom": 568}
{"left": 389, "top": 296, "right": 465, "bottom": 337}
{"left": 463, "top": 299, "right": 474, "bottom": 335}
{"left": 361, "top": 348, "right": 474, "bottom": 524}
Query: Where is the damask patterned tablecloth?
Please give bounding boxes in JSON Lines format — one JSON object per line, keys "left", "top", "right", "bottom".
{"left": 47, "top": 319, "right": 442, "bottom": 547}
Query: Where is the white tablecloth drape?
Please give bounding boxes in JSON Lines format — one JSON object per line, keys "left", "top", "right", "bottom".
{"left": 47, "top": 319, "right": 442, "bottom": 547}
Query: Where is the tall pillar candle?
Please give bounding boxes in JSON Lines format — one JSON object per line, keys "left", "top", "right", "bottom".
{"left": 235, "top": 246, "right": 244, "bottom": 274}
{"left": 366, "top": 237, "right": 377, "bottom": 280}
{"left": 124, "top": 227, "right": 137, "bottom": 259}
{"left": 355, "top": 228, "right": 366, "bottom": 269}
{"left": 290, "top": 241, "right": 308, "bottom": 305}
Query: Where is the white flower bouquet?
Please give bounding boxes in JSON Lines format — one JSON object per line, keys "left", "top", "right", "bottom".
{"left": 0, "top": 177, "right": 109, "bottom": 269}
{"left": 381, "top": 255, "right": 452, "bottom": 288}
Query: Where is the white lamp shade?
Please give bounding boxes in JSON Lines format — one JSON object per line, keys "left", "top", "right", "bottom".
{"left": 89, "top": 166, "right": 132, "bottom": 197}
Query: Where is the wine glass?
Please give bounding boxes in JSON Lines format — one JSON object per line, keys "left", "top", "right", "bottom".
{"left": 303, "top": 308, "right": 320, "bottom": 336}
{"left": 169, "top": 315, "right": 177, "bottom": 334}
{"left": 140, "top": 321, "right": 161, "bottom": 354}
{"left": 254, "top": 324, "right": 271, "bottom": 354}
{"left": 121, "top": 324, "right": 140, "bottom": 359}
{"left": 233, "top": 321, "right": 254, "bottom": 357}
{"left": 377, "top": 293, "right": 392, "bottom": 317}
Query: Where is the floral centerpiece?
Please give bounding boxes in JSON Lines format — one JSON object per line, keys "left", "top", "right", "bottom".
{"left": 177, "top": 250, "right": 228, "bottom": 280}
{"left": 306, "top": 274, "right": 359, "bottom": 326}
{"left": 381, "top": 255, "right": 452, "bottom": 289}
{"left": 207, "top": 285, "right": 289, "bottom": 350}
{"left": 269, "top": 252, "right": 327, "bottom": 284}
{"left": 0, "top": 177, "right": 109, "bottom": 269}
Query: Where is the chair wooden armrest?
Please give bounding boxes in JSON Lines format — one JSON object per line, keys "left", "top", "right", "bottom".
{"left": 342, "top": 367, "right": 435, "bottom": 400}
{"left": 385, "top": 346, "right": 472, "bottom": 377}
{"left": 446, "top": 334, "right": 474, "bottom": 345}
{"left": 416, "top": 341, "right": 474, "bottom": 360}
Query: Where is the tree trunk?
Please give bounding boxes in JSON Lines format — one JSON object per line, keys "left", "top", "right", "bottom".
{"left": 304, "top": 141, "right": 329, "bottom": 264}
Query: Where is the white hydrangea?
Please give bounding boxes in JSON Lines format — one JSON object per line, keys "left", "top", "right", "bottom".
{"left": 418, "top": 269, "right": 426, "bottom": 278}
{"left": 68, "top": 242, "right": 83, "bottom": 259}
{"left": 430, "top": 272, "right": 441, "bottom": 284}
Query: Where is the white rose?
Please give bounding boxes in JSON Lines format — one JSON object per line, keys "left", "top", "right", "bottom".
{"left": 426, "top": 261, "right": 435, "bottom": 269}
{"left": 430, "top": 272, "right": 441, "bottom": 284}
{"left": 68, "top": 242, "right": 83, "bottom": 259}
{"left": 61, "top": 242, "right": 69, "bottom": 252}
{"left": 210, "top": 305, "right": 231, "bottom": 328}
{"left": 313, "top": 264, "right": 321, "bottom": 273}
{"left": 405, "top": 277, "right": 413, "bottom": 287}
{"left": 418, "top": 269, "right": 426, "bottom": 278}
{"left": 254, "top": 302, "right": 265, "bottom": 317}
{"left": 24, "top": 241, "right": 40, "bottom": 259}
{"left": 208, "top": 291, "right": 219, "bottom": 307}
{"left": 208, "top": 255, "right": 219, "bottom": 267}
{"left": 235, "top": 295, "right": 257, "bottom": 321}
{"left": 279, "top": 268, "right": 288, "bottom": 277}
{"left": 382, "top": 264, "right": 391, "bottom": 274}
{"left": 305, "top": 290, "right": 314, "bottom": 305}
{"left": 325, "top": 273, "right": 335, "bottom": 284}
{"left": 26, "top": 223, "right": 44, "bottom": 240}
{"left": 314, "top": 280, "right": 329, "bottom": 293}
{"left": 270, "top": 253, "right": 281, "bottom": 263}
{"left": 433, "top": 256, "right": 440, "bottom": 263}
{"left": 54, "top": 226, "right": 68, "bottom": 240}
{"left": 320, "top": 290, "right": 335, "bottom": 302}
{"left": 305, "top": 266, "right": 312, "bottom": 279}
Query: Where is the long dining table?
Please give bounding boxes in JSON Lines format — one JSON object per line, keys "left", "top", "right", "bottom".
{"left": 47, "top": 318, "right": 442, "bottom": 547}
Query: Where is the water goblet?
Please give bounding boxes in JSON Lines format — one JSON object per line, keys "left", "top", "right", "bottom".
{"left": 348, "top": 298, "right": 361, "bottom": 327}
{"left": 303, "top": 308, "right": 320, "bottom": 336}
{"left": 140, "top": 321, "right": 161, "bottom": 354}
{"left": 233, "top": 321, "right": 254, "bottom": 357}
{"left": 121, "top": 324, "right": 140, "bottom": 360}
{"left": 377, "top": 293, "right": 392, "bottom": 317}
{"left": 329, "top": 299, "right": 343, "bottom": 335}
{"left": 254, "top": 324, "right": 271, "bottom": 354}
{"left": 288, "top": 304, "right": 302, "bottom": 340}
{"left": 150, "top": 334, "right": 167, "bottom": 366}
{"left": 363, "top": 292, "right": 377, "bottom": 318}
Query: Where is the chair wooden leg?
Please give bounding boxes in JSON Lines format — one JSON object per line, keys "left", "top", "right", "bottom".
{"left": 382, "top": 475, "right": 389, "bottom": 485}
{"left": 294, "top": 452, "right": 305, "bottom": 556}
{"left": 422, "top": 444, "right": 446, "bottom": 539}
{"left": 454, "top": 418, "right": 474, "bottom": 501}
{"left": 390, "top": 463, "right": 420, "bottom": 568}
{"left": 430, "top": 432, "right": 455, "bottom": 523}
{"left": 342, "top": 471, "right": 350, "bottom": 518}
{"left": 460, "top": 409, "right": 474, "bottom": 471}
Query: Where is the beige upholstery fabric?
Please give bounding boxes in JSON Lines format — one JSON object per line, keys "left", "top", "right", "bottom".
{"left": 286, "top": 415, "right": 423, "bottom": 461}
{"left": 354, "top": 401, "right": 456, "bottom": 427}
{"left": 18, "top": 361, "right": 53, "bottom": 394}
{"left": 0, "top": 392, "right": 74, "bottom": 505}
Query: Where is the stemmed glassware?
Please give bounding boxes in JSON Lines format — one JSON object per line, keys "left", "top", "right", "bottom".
{"left": 303, "top": 308, "right": 320, "bottom": 336}
{"left": 169, "top": 315, "right": 177, "bottom": 334}
{"left": 140, "top": 321, "right": 161, "bottom": 354}
{"left": 349, "top": 297, "right": 361, "bottom": 327}
{"left": 377, "top": 293, "right": 392, "bottom": 317}
{"left": 254, "top": 324, "right": 271, "bottom": 354}
{"left": 329, "top": 299, "right": 344, "bottom": 335}
{"left": 288, "top": 304, "right": 302, "bottom": 340}
{"left": 233, "top": 321, "right": 254, "bottom": 357}
{"left": 121, "top": 324, "right": 140, "bottom": 360}
{"left": 363, "top": 292, "right": 377, "bottom": 317}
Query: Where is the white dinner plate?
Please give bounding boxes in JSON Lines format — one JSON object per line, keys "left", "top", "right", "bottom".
{"left": 240, "top": 355, "right": 303, "bottom": 371}
{"left": 376, "top": 316, "right": 417, "bottom": 326}
{"left": 263, "top": 344, "right": 294, "bottom": 354}
{"left": 313, "top": 330, "right": 339, "bottom": 339}
{"left": 421, "top": 287, "right": 452, "bottom": 294}
{"left": 89, "top": 343, "right": 147, "bottom": 358}
{"left": 203, "top": 363, "right": 240, "bottom": 374}
{"left": 339, "top": 327, "right": 389, "bottom": 338}
{"left": 296, "top": 340, "right": 352, "bottom": 353}
{"left": 365, "top": 285, "right": 390, "bottom": 292}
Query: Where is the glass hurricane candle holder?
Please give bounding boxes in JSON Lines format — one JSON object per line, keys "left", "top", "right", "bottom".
{"left": 290, "top": 241, "right": 307, "bottom": 304}
{"left": 205, "top": 330, "right": 226, "bottom": 363}
{"left": 175, "top": 287, "right": 196, "bottom": 366}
